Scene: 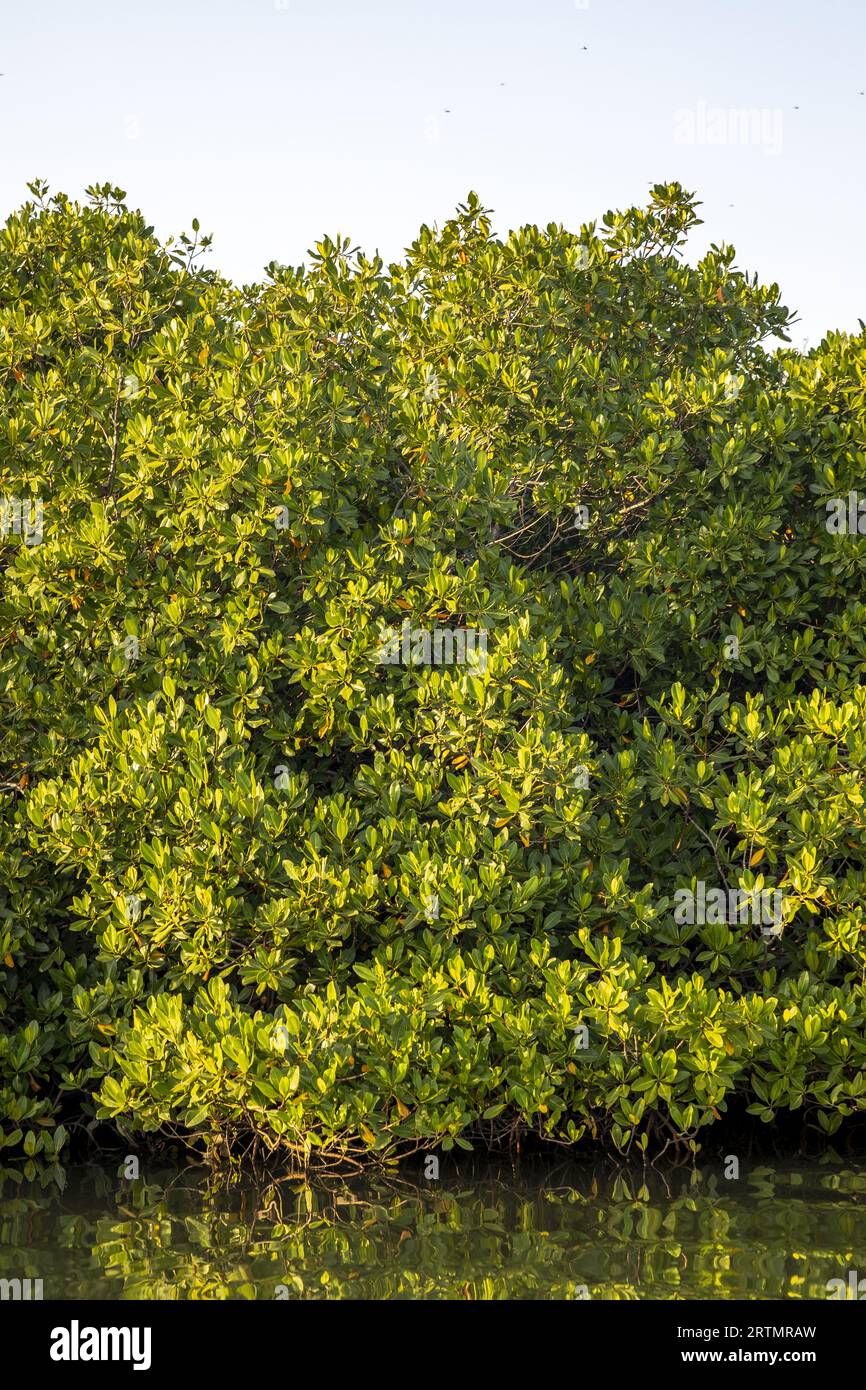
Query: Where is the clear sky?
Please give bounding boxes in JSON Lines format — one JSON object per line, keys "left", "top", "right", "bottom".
{"left": 3, "top": 0, "right": 864, "bottom": 345}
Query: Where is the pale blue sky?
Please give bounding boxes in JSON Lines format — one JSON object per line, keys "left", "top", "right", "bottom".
{"left": 3, "top": 0, "right": 864, "bottom": 344}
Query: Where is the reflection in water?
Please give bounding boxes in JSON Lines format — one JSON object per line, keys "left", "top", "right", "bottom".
{"left": 1, "top": 1158, "right": 865, "bottom": 1300}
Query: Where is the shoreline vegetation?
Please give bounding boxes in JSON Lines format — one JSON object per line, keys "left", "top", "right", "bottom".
{"left": 2, "top": 180, "right": 866, "bottom": 1175}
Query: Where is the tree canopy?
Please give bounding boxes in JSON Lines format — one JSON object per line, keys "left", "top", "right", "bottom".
{"left": 1, "top": 179, "right": 865, "bottom": 1169}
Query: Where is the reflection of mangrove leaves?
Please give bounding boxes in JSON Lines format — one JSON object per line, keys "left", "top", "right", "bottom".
{"left": 184, "top": 1216, "right": 213, "bottom": 1247}
{"left": 1, "top": 1161, "right": 865, "bottom": 1299}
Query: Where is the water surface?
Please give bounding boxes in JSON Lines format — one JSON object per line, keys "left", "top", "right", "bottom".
{"left": 2, "top": 1156, "right": 864, "bottom": 1299}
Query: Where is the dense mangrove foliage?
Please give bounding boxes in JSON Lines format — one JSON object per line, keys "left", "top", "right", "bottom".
{"left": 2, "top": 179, "right": 866, "bottom": 1170}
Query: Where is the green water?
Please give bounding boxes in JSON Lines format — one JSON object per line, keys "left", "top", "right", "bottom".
{"left": 1, "top": 1157, "right": 865, "bottom": 1299}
